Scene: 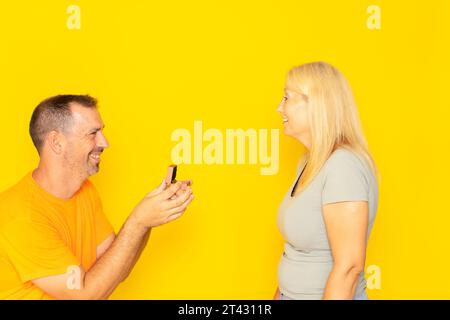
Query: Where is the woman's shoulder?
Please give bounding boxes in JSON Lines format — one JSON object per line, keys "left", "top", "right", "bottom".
{"left": 320, "top": 148, "right": 375, "bottom": 201}
{"left": 328, "top": 147, "right": 361, "bottom": 162}
{"left": 324, "top": 147, "right": 369, "bottom": 176}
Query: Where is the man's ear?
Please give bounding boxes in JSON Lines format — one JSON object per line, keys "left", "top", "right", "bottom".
{"left": 47, "top": 130, "right": 65, "bottom": 155}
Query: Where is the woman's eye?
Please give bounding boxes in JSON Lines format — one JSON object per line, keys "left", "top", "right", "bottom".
{"left": 283, "top": 96, "right": 288, "bottom": 101}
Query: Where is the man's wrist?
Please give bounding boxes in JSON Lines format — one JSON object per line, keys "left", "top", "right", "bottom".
{"left": 125, "top": 212, "right": 150, "bottom": 235}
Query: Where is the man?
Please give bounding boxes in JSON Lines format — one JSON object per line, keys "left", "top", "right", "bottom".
{"left": 0, "top": 95, "right": 194, "bottom": 299}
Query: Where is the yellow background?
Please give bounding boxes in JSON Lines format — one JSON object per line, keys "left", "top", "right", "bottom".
{"left": 0, "top": 0, "right": 449, "bottom": 299}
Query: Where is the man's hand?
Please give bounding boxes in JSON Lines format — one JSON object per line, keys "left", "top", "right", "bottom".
{"left": 147, "top": 179, "right": 193, "bottom": 199}
{"left": 131, "top": 181, "right": 194, "bottom": 229}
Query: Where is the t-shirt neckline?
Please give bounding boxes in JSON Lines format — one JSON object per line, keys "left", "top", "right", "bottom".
{"left": 28, "top": 171, "right": 78, "bottom": 205}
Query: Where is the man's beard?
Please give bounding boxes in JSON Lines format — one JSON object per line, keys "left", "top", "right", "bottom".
{"left": 87, "top": 150, "right": 103, "bottom": 176}
{"left": 63, "top": 151, "right": 101, "bottom": 180}
{"left": 87, "top": 148, "right": 103, "bottom": 176}
{"left": 87, "top": 160, "right": 100, "bottom": 176}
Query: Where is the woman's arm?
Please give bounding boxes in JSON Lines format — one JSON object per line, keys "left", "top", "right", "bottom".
{"left": 322, "top": 201, "right": 368, "bottom": 300}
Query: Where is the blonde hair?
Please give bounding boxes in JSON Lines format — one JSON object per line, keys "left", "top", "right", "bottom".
{"left": 286, "top": 61, "right": 379, "bottom": 190}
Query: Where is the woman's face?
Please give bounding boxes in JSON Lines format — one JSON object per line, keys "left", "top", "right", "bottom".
{"left": 277, "top": 87, "right": 311, "bottom": 147}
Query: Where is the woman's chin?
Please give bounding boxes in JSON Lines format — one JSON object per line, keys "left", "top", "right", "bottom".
{"left": 282, "top": 125, "right": 291, "bottom": 136}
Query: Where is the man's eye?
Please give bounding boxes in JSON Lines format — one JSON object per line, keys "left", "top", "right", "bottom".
{"left": 283, "top": 96, "right": 288, "bottom": 101}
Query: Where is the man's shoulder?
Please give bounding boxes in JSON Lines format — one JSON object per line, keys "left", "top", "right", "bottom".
{"left": 0, "top": 174, "right": 33, "bottom": 206}
{"left": 0, "top": 175, "right": 35, "bottom": 228}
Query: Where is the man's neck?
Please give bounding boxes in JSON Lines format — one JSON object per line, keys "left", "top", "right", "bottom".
{"left": 32, "top": 163, "right": 85, "bottom": 200}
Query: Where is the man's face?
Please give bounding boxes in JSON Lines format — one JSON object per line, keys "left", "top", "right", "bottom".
{"left": 62, "top": 103, "right": 109, "bottom": 180}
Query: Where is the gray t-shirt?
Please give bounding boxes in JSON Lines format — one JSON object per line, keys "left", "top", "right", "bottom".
{"left": 277, "top": 147, "right": 378, "bottom": 299}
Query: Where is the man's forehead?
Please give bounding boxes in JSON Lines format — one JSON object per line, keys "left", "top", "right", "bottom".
{"left": 69, "top": 102, "right": 104, "bottom": 127}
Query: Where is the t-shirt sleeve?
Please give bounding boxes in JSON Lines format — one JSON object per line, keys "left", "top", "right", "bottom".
{"left": 88, "top": 182, "right": 115, "bottom": 246}
{"left": 321, "top": 151, "right": 369, "bottom": 205}
{"left": 0, "top": 216, "right": 80, "bottom": 283}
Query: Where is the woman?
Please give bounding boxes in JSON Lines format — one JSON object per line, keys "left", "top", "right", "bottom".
{"left": 274, "top": 62, "right": 379, "bottom": 300}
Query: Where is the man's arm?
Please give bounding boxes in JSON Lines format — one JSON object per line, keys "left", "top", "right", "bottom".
{"left": 96, "top": 233, "right": 115, "bottom": 259}
{"left": 32, "top": 181, "right": 194, "bottom": 300}
{"left": 95, "top": 180, "right": 189, "bottom": 281}
{"left": 98, "top": 230, "right": 151, "bottom": 283}
{"left": 111, "top": 180, "right": 191, "bottom": 282}
{"left": 116, "top": 230, "right": 151, "bottom": 283}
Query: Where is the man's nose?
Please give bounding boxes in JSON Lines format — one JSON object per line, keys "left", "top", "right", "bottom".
{"left": 97, "top": 131, "right": 109, "bottom": 149}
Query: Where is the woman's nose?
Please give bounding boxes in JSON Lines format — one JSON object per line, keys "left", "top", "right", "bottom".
{"left": 277, "top": 100, "right": 284, "bottom": 113}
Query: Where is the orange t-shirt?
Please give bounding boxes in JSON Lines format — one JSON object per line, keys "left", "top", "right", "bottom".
{"left": 0, "top": 172, "right": 114, "bottom": 299}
